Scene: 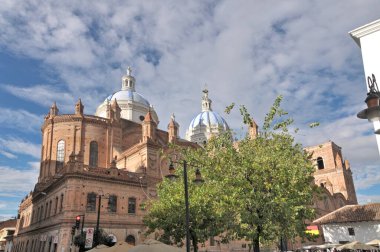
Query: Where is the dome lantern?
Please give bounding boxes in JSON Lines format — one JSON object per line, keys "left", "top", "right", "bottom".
{"left": 201, "top": 89, "right": 212, "bottom": 112}
{"left": 121, "top": 66, "right": 136, "bottom": 91}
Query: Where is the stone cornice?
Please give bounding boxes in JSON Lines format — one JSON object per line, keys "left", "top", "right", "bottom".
{"left": 41, "top": 114, "right": 111, "bottom": 130}
{"left": 34, "top": 167, "right": 149, "bottom": 202}
{"left": 349, "top": 19, "right": 380, "bottom": 47}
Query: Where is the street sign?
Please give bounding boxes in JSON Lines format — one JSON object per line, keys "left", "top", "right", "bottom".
{"left": 85, "top": 228, "right": 94, "bottom": 249}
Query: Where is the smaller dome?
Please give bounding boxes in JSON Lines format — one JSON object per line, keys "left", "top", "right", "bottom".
{"left": 186, "top": 89, "right": 229, "bottom": 145}
{"left": 188, "top": 111, "right": 229, "bottom": 131}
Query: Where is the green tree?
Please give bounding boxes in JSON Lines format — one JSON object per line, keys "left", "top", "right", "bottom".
{"left": 144, "top": 96, "right": 317, "bottom": 252}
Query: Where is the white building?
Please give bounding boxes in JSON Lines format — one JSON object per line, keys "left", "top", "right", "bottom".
{"left": 313, "top": 203, "right": 380, "bottom": 244}
{"left": 349, "top": 19, "right": 380, "bottom": 154}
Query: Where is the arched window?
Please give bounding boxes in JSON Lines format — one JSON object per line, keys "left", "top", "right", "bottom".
{"left": 108, "top": 195, "right": 117, "bottom": 213}
{"left": 317, "top": 157, "right": 324, "bottom": 170}
{"left": 56, "top": 140, "right": 65, "bottom": 169}
{"left": 87, "top": 193, "right": 97, "bottom": 212}
{"left": 89, "top": 141, "right": 98, "bottom": 167}
{"left": 125, "top": 235, "right": 136, "bottom": 245}
{"left": 128, "top": 197, "right": 136, "bottom": 214}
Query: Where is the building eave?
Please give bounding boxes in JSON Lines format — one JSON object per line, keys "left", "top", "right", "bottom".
{"left": 349, "top": 19, "right": 380, "bottom": 47}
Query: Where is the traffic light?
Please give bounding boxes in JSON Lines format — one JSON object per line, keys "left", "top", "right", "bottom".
{"left": 75, "top": 216, "right": 81, "bottom": 229}
{"left": 71, "top": 226, "right": 76, "bottom": 235}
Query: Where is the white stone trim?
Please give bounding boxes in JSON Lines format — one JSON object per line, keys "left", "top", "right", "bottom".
{"left": 349, "top": 19, "right": 380, "bottom": 47}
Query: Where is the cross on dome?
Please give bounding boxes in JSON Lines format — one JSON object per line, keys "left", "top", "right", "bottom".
{"left": 127, "top": 66, "right": 132, "bottom": 76}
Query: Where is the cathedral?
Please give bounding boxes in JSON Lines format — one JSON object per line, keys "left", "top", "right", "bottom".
{"left": 11, "top": 69, "right": 357, "bottom": 252}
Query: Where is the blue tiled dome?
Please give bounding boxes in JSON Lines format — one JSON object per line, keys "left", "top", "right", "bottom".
{"left": 186, "top": 89, "right": 229, "bottom": 144}
{"left": 188, "top": 111, "right": 229, "bottom": 131}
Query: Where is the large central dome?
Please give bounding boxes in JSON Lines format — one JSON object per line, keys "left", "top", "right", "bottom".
{"left": 95, "top": 67, "right": 158, "bottom": 124}
{"left": 186, "top": 89, "right": 229, "bottom": 145}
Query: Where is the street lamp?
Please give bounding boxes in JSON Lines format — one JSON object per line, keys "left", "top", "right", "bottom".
{"left": 93, "top": 191, "right": 109, "bottom": 248}
{"left": 357, "top": 74, "right": 380, "bottom": 134}
{"left": 165, "top": 160, "right": 204, "bottom": 252}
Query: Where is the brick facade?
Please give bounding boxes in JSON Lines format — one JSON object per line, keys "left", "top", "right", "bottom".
{"left": 12, "top": 99, "right": 190, "bottom": 252}
{"left": 12, "top": 99, "right": 357, "bottom": 252}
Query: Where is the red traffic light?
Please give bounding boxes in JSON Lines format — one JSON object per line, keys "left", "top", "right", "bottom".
{"left": 75, "top": 216, "right": 81, "bottom": 229}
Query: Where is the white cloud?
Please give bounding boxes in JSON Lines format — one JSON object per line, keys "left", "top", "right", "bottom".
{"left": 1, "top": 85, "right": 75, "bottom": 113}
{"left": 0, "top": 107, "right": 42, "bottom": 132}
{"left": 0, "top": 137, "right": 40, "bottom": 159}
{"left": 0, "top": 215, "right": 17, "bottom": 221}
{"left": 0, "top": 202, "right": 7, "bottom": 209}
{"left": 0, "top": 0, "right": 380, "bottom": 205}
{"left": 0, "top": 166, "right": 38, "bottom": 193}
{"left": 0, "top": 164, "right": 39, "bottom": 218}
{"left": 354, "top": 164, "right": 380, "bottom": 190}
{"left": 28, "top": 161, "right": 40, "bottom": 170}
{"left": 356, "top": 194, "right": 380, "bottom": 204}
{"left": 0, "top": 149, "right": 17, "bottom": 159}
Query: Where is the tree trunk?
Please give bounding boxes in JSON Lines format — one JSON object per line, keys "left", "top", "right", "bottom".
{"left": 253, "top": 237, "right": 260, "bottom": 252}
{"left": 280, "top": 236, "right": 287, "bottom": 252}
{"left": 253, "top": 225, "right": 261, "bottom": 252}
{"left": 190, "top": 228, "right": 198, "bottom": 252}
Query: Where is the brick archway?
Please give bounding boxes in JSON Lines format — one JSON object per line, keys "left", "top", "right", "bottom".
{"left": 125, "top": 235, "right": 135, "bottom": 245}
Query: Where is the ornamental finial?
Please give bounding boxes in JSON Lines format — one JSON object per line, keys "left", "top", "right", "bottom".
{"left": 368, "top": 74, "right": 379, "bottom": 94}
{"left": 203, "top": 83, "right": 208, "bottom": 94}
{"left": 127, "top": 66, "right": 132, "bottom": 76}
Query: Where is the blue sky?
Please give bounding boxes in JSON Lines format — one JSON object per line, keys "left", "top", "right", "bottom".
{"left": 1, "top": 0, "right": 380, "bottom": 219}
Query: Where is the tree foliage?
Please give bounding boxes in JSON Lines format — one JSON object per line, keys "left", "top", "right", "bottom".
{"left": 144, "top": 96, "right": 317, "bottom": 252}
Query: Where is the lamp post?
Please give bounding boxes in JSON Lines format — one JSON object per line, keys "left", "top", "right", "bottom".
{"left": 357, "top": 74, "right": 380, "bottom": 155}
{"left": 357, "top": 74, "right": 380, "bottom": 132}
{"left": 93, "top": 192, "right": 109, "bottom": 248}
{"left": 165, "top": 160, "right": 204, "bottom": 252}
{"left": 94, "top": 194, "right": 101, "bottom": 247}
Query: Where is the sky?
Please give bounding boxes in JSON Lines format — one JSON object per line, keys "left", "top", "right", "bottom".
{"left": 1, "top": 0, "right": 380, "bottom": 220}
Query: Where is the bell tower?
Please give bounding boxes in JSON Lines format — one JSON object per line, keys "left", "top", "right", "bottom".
{"left": 305, "top": 141, "right": 358, "bottom": 205}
